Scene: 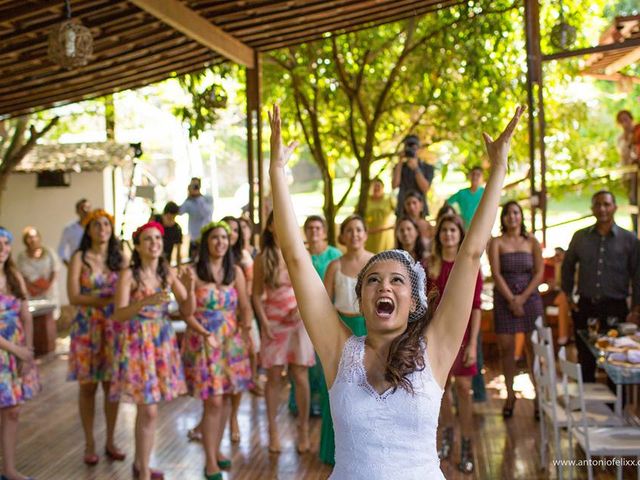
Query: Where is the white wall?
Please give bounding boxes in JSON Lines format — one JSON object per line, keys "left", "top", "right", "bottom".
{"left": 0, "top": 170, "right": 114, "bottom": 305}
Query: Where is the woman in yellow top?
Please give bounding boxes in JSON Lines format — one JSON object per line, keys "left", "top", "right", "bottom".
{"left": 364, "top": 178, "right": 396, "bottom": 253}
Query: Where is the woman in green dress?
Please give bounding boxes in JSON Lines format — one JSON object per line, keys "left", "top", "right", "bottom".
{"left": 364, "top": 178, "right": 396, "bottom": 254}
{"left": 288, "top": 216, "right": 342, "bottom": 416}
{"left": 320, "top": 215, "right": 373, "bottom": 464}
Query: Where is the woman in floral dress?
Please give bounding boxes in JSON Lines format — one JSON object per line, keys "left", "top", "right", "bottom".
{"left": 253, "top": 213, "right": 315, "bottom": 453}
{"left": 182, "top": 221, "right": 252, "bottom": 480}
{"left": 111, "top": 221, "right": 192, "bottom": 480}
{"left": 67, "top": 209, "right": 125, "bottom": 466}
{"left": 0, "top": 226, "right": 39, "bottom": 480}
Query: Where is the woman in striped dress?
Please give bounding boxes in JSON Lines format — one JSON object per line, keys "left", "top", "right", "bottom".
{"left": 488, "top": 201, "right": 543, "bottom": 418}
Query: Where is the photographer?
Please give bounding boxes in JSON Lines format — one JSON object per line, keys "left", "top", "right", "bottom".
{"left": 179, "top": 177, "right": 214, "bottom": 261}
{"left": 392, "top": 134, "right": 435, "bottom": 217}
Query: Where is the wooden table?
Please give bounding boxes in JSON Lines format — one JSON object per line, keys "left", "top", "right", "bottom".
{"left": 29, "top": 300, "right": 57, "bottom": 356}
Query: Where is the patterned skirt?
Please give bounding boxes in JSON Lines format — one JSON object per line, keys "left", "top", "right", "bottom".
{"left": 0, "top": 349, "right": 40, "bottom": 408}
{"left": 109, "top": 318, "right": 186, "bottom": 404}
{"left": 68, "top": 306, "right": 116, "bottom": 382}
{"left": 182, "top": 327, "right": 253, "bottom": 399}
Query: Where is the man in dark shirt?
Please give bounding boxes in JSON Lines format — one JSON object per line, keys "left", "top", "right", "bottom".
{"left": 152, "top": 201, "right": 183, "bottom": 266}
{"left": 392, "top": 134, "right": 434, "bottom": 217}
{"left": 561, "top": 190, "right": 640, "bottom": 382}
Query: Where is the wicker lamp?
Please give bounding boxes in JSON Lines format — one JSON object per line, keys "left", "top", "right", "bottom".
{"left": 48, "top": 0, "right": 93, "bottom": 69}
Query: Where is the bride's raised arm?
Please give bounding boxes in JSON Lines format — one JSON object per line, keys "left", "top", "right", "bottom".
{"left": 268, "top": 105, "right": 350, "bottom": 385}
{"left": 427, "top": 105, "right": 525, "bottom": 386}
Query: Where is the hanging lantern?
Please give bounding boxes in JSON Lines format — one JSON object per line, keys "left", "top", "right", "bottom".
{"left": 550, "top": 0, "right": 576, "bottom": 51}
{"left": 48, "top": 0, "right": 93, "bottom": 69}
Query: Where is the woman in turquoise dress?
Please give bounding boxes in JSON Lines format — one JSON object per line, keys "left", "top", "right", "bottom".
{"left": 321, "top": 215, "right": 373, "bottom": 464}
{"left": 298, "top": 215, "right": 342, "bottom": 416}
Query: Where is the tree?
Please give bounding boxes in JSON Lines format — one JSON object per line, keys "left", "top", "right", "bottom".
{"left": 171, "top": 65, "right": 233, "bottom": 141}
{"left": 264, "top": 1, "right": 526, "bottom": 241}
{"left": 0, "top": 115, "right": 59, "bottom": 211}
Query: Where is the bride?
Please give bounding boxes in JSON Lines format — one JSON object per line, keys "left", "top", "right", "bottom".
{"left": 268, "top": 104, "right": 524, "bottom": 478}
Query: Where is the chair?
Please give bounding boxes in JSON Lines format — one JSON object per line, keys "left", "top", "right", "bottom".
{"left": 531, "top": 332, "right": 623, "bottom": 479}
{"left": 558, "top": 347, "right": 640, "bottom": 480}
{"left": 534, "top": 318, "right": 616, "bottom": 406}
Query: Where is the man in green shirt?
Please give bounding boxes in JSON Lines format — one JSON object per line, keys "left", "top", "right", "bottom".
{"left": 447, "top": 166, "right": 485, "bottom": 229}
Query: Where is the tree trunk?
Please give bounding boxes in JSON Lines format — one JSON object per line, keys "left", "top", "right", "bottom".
{"left": 356, "top": 160, "right": 371, "bottom": 218}
{"left": 104, "top": 95, "right": 115, "bottom": 140}
{"left": 321, "top": 169, "right": 337, "bottom": 245}
{"left": 0, "top": 116, "right": 59, "bottom": 212}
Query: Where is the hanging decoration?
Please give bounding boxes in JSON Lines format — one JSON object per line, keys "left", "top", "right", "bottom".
{"left": 550, "top": 0, "right": 576, "bottom": 50}
{"left": 48, "top": 0, "right": 93, "bottom": 69}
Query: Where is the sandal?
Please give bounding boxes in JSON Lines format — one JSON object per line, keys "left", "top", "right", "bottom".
{"left": 83, "top": 453, "right": 99, "bottom": 466}
{"left": 105, "top": 446, "right": 126, "bottom": 461}
{"left": 502, "top": 396, "right": 517, "bottom": 419}
{"left": 204, "top": 469, "right": 222, "bottom": 480}
{"left": 458, "top": 437, "right": 475, "bottom": 474}
{"left": 187, "top": 427, "right": 202, "bottom": 442}
{"left": 132, "top": 464, "right": 164, "bottom": 479}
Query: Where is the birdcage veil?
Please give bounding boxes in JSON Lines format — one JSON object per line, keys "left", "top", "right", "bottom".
{"left": 355, "top": 249, "right": 427, "bottom": 322}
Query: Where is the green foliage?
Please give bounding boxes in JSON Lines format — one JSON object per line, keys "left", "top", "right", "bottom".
{"left": 261, "top": 0, "right": 638, "bottom": 231}
{"left": 173, "top": 64, "right": 234, "bottom": 140}
{"left": 264, "top": 0, "right": 529, "bottom": 230}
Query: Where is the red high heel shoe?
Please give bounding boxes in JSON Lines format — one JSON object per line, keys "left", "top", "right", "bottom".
{"left": 132, "top": 464, "right": 164, "bottom": 479}
{"left": 105, "top": 446, "right": 126, "bottom": 461}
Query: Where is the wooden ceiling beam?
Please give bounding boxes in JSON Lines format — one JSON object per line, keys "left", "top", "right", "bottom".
{"left": 0, "top": 1, "right": 132, "bottom": 51}
{"left": 604, "top": 47, "right": 640, "bottom": 75}
{"left": 129, "top": 0, "right": 255, "bottom": 67}
{"left": 204, "top": 0, "right": 372, "bottom": 26}
{"left": 0, "top": 22, "right": 177, "bottom": 74}
{"left": 248, "top": 0, "right": 461, "bottom": 48}
{"left": 235, "top": 0, "right": 439, "bottom": 39}
{"left": 1, "top": 47, "right": 215, "bottom": 105}
{"left": 0, "top": 0, "right": 61, "bottom": 26}
{"left": 0, "top": 53, "right": 218, "bottom": 113}
{"left": 1, "top": 61, "right": 215, "bottom": 118}
{"left": 0, "top": 36, "right": 202, "bottom": 94}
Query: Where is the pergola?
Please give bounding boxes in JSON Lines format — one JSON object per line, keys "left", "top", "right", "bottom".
{"left": 1, "top": 1, "right": 640, "bottom": 236}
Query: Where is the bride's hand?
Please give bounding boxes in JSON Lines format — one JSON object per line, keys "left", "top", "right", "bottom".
{"left": 482, "top": 105, "right": 526, "bottom": 171}
{"left": 268, "top": 104, "right": 299, "bottom": 170}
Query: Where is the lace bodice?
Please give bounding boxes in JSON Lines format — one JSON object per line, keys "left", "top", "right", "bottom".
{"left": 328, "top": 336, "right": 444, "bottom": 479}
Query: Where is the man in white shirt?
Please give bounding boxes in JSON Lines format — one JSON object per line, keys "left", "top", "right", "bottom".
{"left": 179, "top": 178, "right": 213, "bottom": 260}
{"left": 57, "top": 198, "right": 91, "bottom": 266}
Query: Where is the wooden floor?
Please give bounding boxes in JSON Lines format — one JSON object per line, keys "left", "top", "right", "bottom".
{"left": 8, "top": 339, "right": 637, "bottom": 479}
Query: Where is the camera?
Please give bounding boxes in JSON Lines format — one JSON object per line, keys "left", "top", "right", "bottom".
{"left": 403, "top": 135, "right": 420, "bottom": 159}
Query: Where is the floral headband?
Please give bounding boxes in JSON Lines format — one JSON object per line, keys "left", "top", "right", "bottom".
{"left": 199, "top": 220, "right": 231, "bottom": 241}
{"left": 81, "top": 209, "right": 115, "bottom": 228}
{"left": 0, "top": 227, "right": 14, "bottom": 244}
{"left": 132, "top": 221, "right": 164, "bottom": 243}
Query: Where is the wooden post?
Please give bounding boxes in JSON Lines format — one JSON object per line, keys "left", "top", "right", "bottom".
{"left": 246, "top": 51, "right": 263, "bottom": 231}
{"left": 524, "top": 0, "right": 547, "bottom": 245}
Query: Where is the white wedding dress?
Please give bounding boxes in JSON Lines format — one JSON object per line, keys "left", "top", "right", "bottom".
{"left": 329, "top": 335, "right": 445, "bottom": 479}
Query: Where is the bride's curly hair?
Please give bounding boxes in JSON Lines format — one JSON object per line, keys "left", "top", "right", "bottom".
{"left": 355, "top": 250, "right": 437, "bottom": 394}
